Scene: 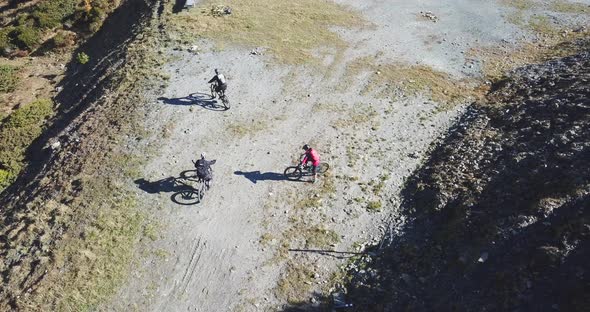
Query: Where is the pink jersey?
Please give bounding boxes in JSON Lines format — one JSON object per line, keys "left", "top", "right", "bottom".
{"left": 303, "top": 149, "right": 320, "bottom": 166}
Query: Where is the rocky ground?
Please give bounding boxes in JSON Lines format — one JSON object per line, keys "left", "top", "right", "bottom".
{"left": 343, "top": 42, "right": 590, "bottom": 311}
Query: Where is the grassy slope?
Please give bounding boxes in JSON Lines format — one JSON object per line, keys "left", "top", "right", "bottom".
{"left": 0, "top": 98, "right": 54, "bottom": 189}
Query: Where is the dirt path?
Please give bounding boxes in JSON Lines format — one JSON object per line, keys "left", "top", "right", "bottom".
{"left": 103, "top": 0, "right": 587, "bottom": 310}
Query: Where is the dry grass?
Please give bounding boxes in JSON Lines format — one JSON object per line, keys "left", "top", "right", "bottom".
{"left": 471, "top": 30, "right": 590, "bottom": 80}
{"left": 275, "top": 261, "right": 315, "bottom": 304}
{"left": 260, "top": 232, "right": 275, "bottom": 246}
{"left": 366, "top": 200, "right": 383, "bottom": 212}
{"left": 303, "top": 226, "right": 340, "bottom": 248}
{"left": 332, "top": 106, "right": 378, "bottom": 128}
{"left": 226, "top": 119, "right": 268, "bottom": 138}
{"left": 345, "top": 56, "right": 482, "bottom": 107}
{"left": 2, "top": 28, "right": 170, "bottom": 310}
{"left": 0, "top": 64, "right": 20, "bottom": 94}
{"left": 549, "top": 0, "right": 590, "bottom": 14}
{"left": 478, "top": 0, "right": 590, "bottom": 81}
{"left": 295, "top": 195, "right": 323, "bottom": 209}
{"left": 345, "top": 143, "right": 361, "bottom": 168}
{"left": 0, "top": 98, "right": 54, "bottom": 190}
{"left": 527, "top": 15, "right": 560, "bottom": 38}
{"left": 169, "top": 0, "right": 364, "bottom": 64}
{"left": 51, "top": 191, "right": 143, "bottom": 311}
{"left": 502, "top": 0, "right": 589, "bottom": 37}
{"left": 504, "top": 10, "right": 526, "bottom": 26}
{"left": 501, "top": 0, "right": 536, "bottom": 10}
{"left": 312, "top": 101, "right": 346, "bottom": 113}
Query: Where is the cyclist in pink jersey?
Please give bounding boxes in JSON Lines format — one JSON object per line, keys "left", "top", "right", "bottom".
{"left": 301, "top": 144, "right": 320, "bottom": 183}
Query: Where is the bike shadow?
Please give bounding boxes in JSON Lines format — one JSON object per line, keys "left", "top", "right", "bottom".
{"left": 135, "top": 177, "right": 179, "bottom": 194}
{"left": 234, "top": 170, "right": 306, "bottom": 184}
{"left": 158, "top": 92, "right": 227, "bottom": 111}
{"left": 135, "top": 175, "right": 201, "bottom": 205}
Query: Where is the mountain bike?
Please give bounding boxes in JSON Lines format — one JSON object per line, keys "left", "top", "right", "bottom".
{"left": 210, "top": 82, "right": 230, "bottom": 109}
{"left": 284, "top": 162, "right": 330, "bottom": 181}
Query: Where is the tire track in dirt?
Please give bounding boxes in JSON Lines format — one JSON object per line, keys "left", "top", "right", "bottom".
{"left": 175, "top": 237, "right": 203, "bottom": 297}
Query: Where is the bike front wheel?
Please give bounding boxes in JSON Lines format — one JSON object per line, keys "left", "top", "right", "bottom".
{"left": 199, "top": 180, "right": 207, "bottom": 200}
{"left": 318, "top": 163, "right": 330, "bottom": 174}
{"left": 284, "top": 166, "right": 302, "bottom": 180}
{"left": 221, "top": 96, "right": 230, "bottom": 109}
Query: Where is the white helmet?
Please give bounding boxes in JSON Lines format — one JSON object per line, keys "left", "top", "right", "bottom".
{"left": 201, "top": 152, "right": 206, "bottom": 159}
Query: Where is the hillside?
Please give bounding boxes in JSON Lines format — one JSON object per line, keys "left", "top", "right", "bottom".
{"left": 344, "top": 44, "right": 590, "bottom": 311}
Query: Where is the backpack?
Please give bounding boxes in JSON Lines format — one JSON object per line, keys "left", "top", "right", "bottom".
{"left": 195, "top": 159, "right": 215, "bottom": 180}
{"left": 218, "top": 74, "right": 227, "bottom": 85}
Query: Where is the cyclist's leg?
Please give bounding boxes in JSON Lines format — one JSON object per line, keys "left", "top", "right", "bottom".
{"left": 205, "top": 171, "right": 212, "bottom": 189}
{"left": 312, "top": 164, "right": 318, "bottom": 183}
{"left": 211, "top": 83, "right": 216, "bottom": 98}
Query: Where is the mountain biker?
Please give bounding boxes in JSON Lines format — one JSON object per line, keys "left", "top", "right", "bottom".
{"left": 301, "top": 144, "right": 320, "bottom": 183}
{"left": 208, "top": 69, "right": 227, "bottom": 98}
{"left": 195, "top": 152, "right": 216, "bottom": 189}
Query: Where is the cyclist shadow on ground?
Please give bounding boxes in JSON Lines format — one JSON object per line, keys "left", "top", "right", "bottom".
{"left": 135, "top": 177, "right": 178, "bottom": 194}
{"left": 234, "top": 170, "right": 305, "bottom": 184}
{"left": 158, "top": 92, "right": 226, "bottom": 111}
{"left": 135, "top": 174, "right": 202, "bottom": 205}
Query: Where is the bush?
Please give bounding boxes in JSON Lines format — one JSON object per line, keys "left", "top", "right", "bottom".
{"left": 0, "top": 98, "right": 54, "bottom": 191}
{"left": 87, "top": 7, "right": 107, "bottom": 33}
{"left": 0, "top": 65, "right": 19, "bottom": 94}
{"left": 12, "top": 26, "right": 40, "bottom": 50}
{"left": 367, "top": 200, "right": 383, "bottom": 212}
{"left": 32, "top": 0, "right": 78, "bottom": 29}
{"left": 77, "top": 52, "right": 90, "bottom": 64}
{"left": 0, "top": 0, "right": 120, "bottom": 53}
{"left": 0, "top": 27, "right": 15, "bottom": 55}
{"left": 0, "top": 168, "right": 11, "bottom": 190}
{"left": 52, "top": 32, "right": 67, "bottom": 47}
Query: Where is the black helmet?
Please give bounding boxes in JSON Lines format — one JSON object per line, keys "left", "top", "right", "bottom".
{"left": 214, "top": 68, "right": 219, "bottom": 74}
{"left": 302, "top": 144, "right": 310, "bottom": 150}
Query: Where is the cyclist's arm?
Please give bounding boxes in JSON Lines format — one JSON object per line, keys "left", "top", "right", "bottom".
{"left": 300, "top": 154, "right": 308, "bottom": 165}
{"left": 208, "top": 76, "right": 217, "bottom": 84}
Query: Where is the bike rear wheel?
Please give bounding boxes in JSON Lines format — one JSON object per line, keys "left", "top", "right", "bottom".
{"left": 284, "top": 166, "right": 302, "bottom": 180}
{"left": 318, "top": 163, "right": 330, "bottom": 174}
{"left": 171, "top": 188, "right": 200, "bottom": 205}
{"left": 210, "top": 84, "right": 217, "bottom": 98}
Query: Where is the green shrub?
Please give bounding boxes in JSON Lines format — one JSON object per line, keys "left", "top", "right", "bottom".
{"left": 77, "top": 52, "right": 90, "bottom": 64}
{"left": 0, "top": 168, "right": 10, "bottom": 186}
{"left": 0, "top": 27, "right": 15, "bottom": 54}
{"left": 32, "top": 0, "right": 78, "bottom": 29}
{"left": 0, "top": 0, "right": 119, "bottom": 52}
{"left": 12, "top": 26, "right": 40, "bottom": 50}
{"left": 0, "top": 98, "right": 54, "bottom": 191}
{"left": 52, "top": 32, "right": 67, "bottom": 47}
{"left": 87, "top": 7, "right": 107, "bottom": 33}
{"left": 367, "top": 200, "right": 383, "bottom": 212}
{"left": 0, "top": 65, "right": 19, "bottom": 94}
{"left": 34, "top": 12, "right": 63, "bottom": 29}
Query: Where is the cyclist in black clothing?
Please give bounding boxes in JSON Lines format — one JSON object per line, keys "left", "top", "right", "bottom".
{"left": 195, "top": 152, "right": 216, "bottom": 189}
{"left": 208, "top": 69, "right": 227, "bottom": 97}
